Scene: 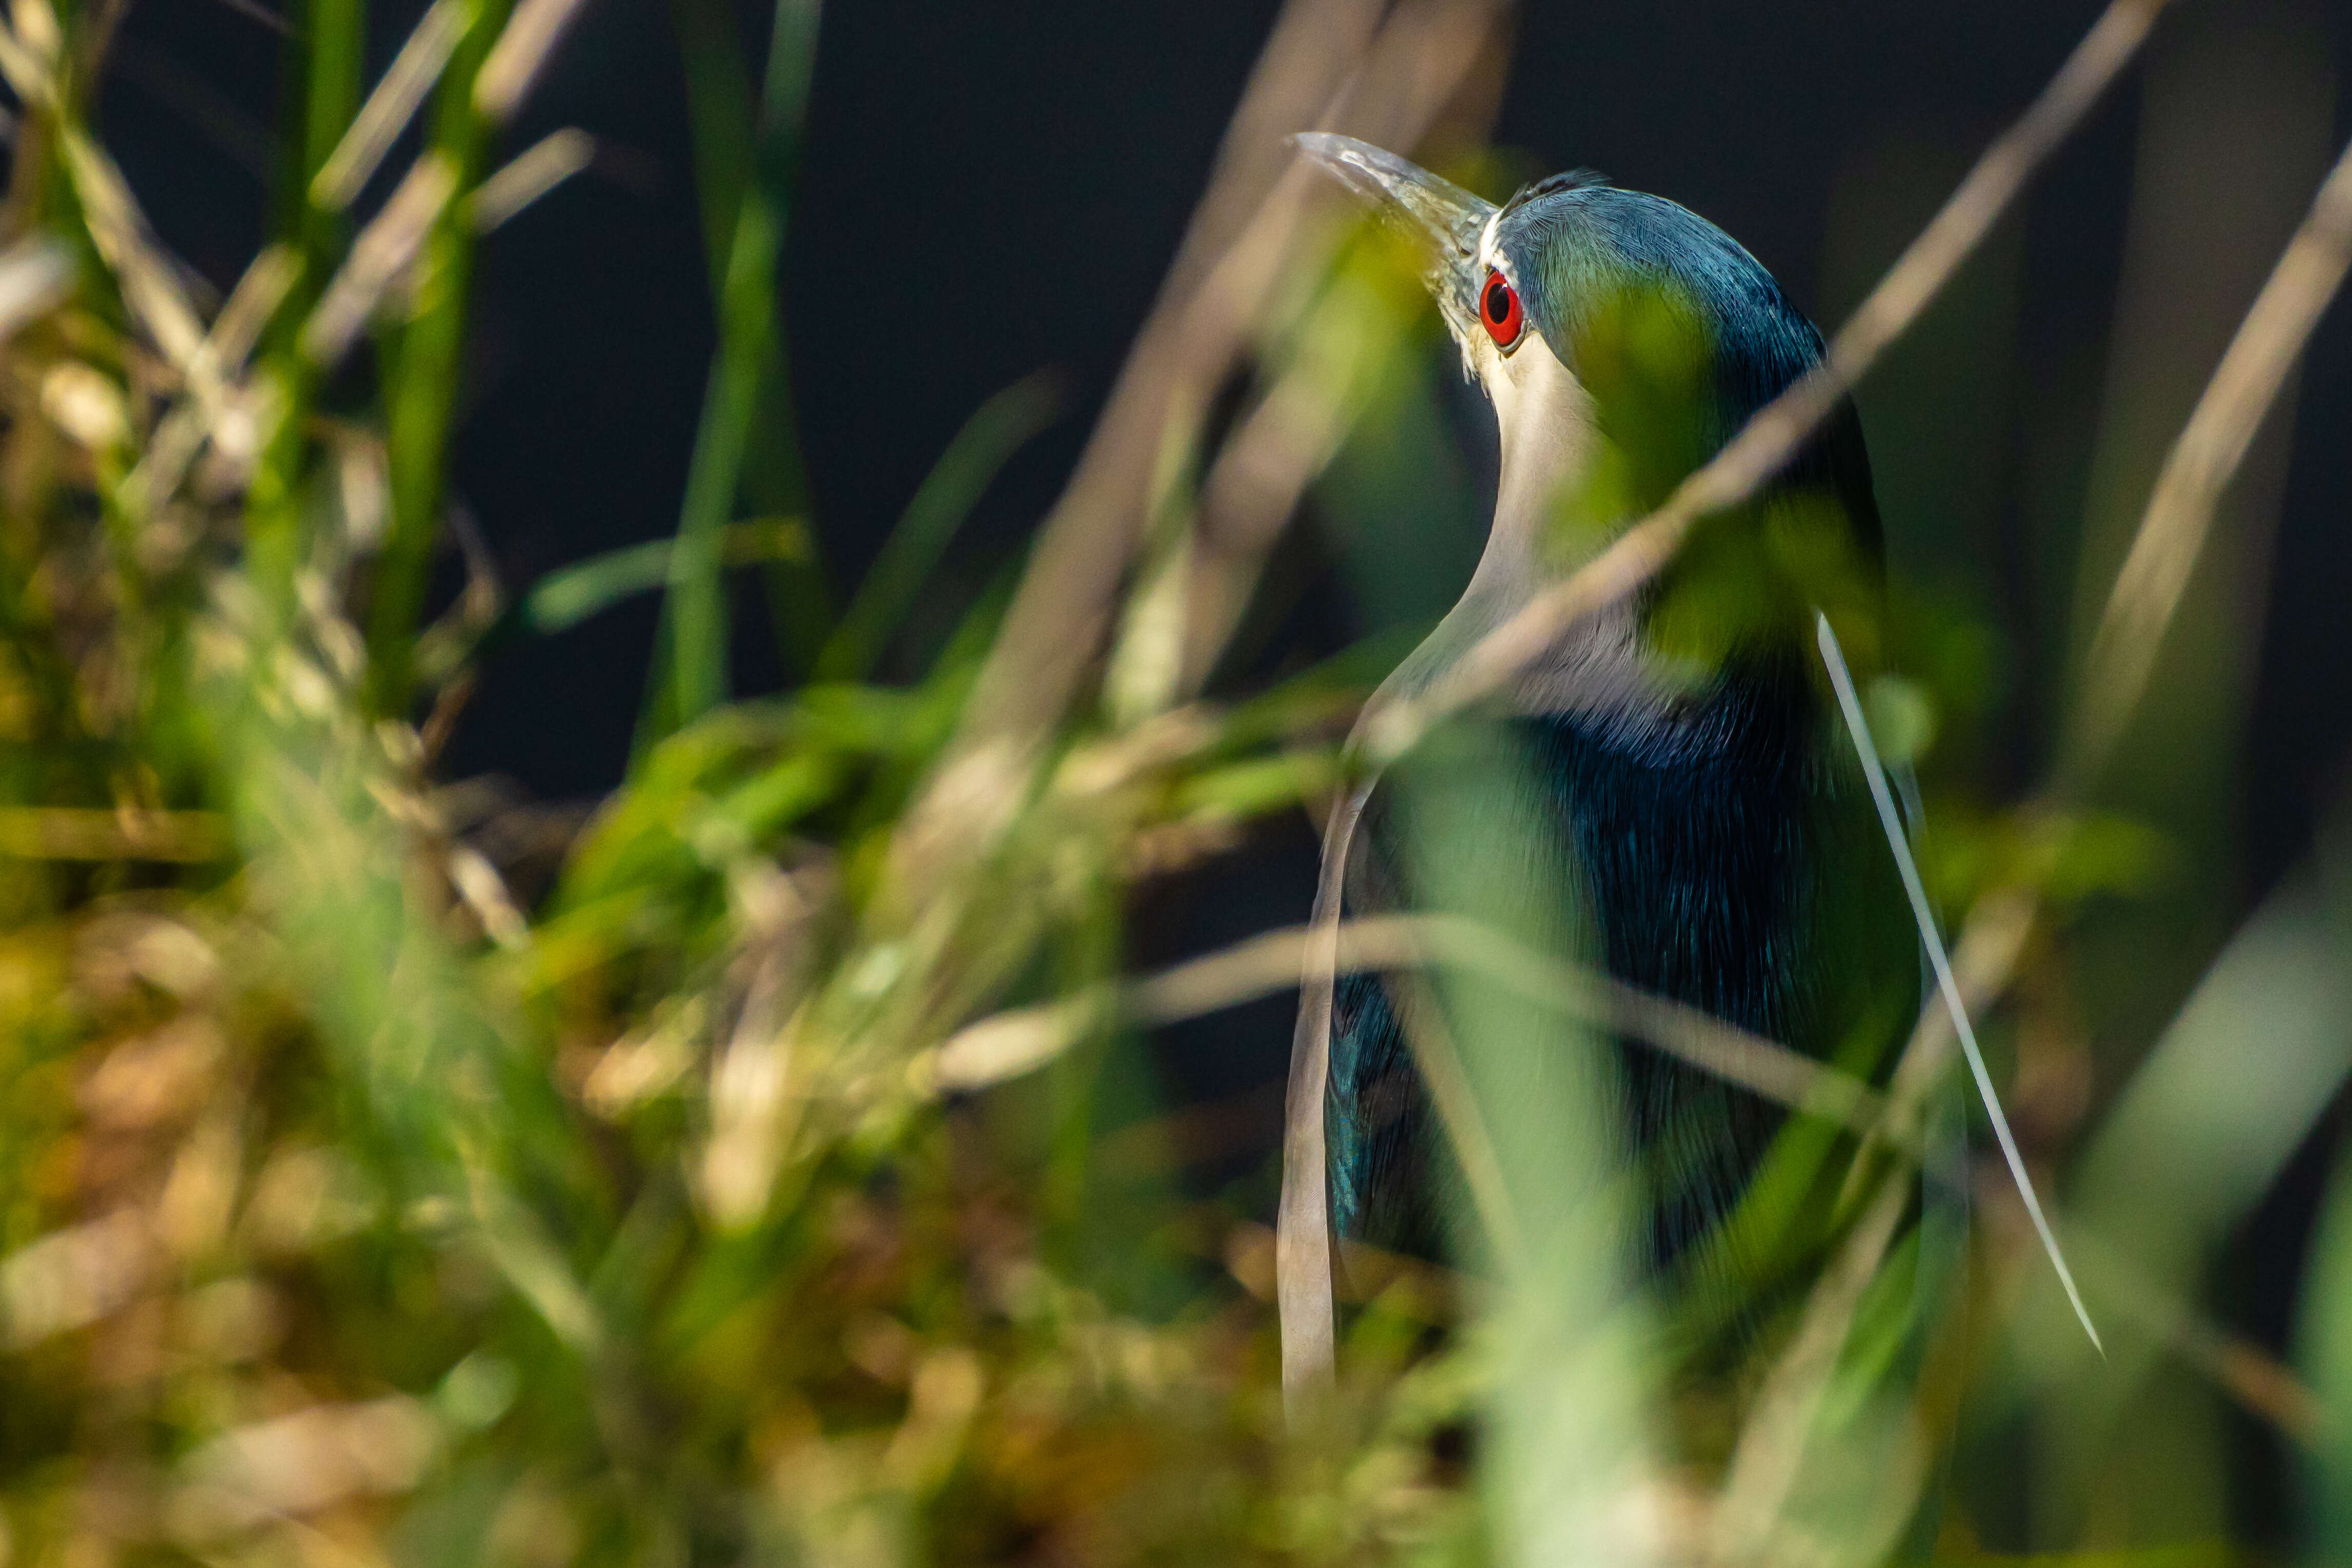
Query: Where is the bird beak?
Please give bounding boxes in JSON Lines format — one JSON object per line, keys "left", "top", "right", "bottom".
{"left": 1293, "top": 133, "right": 1499, "bottom": 345}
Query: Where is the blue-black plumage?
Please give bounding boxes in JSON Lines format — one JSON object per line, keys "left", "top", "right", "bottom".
{"left": 1285, "top": 137, "right": 1917, "bottom": 1309}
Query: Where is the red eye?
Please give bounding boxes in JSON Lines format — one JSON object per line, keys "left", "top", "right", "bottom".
{"left": 1480, "top": 269, "right": 1524, "bottom": 347}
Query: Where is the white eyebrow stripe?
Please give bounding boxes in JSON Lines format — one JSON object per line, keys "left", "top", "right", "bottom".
{"left": 1478, "top": 209, "right": 1507, "bottom": 275}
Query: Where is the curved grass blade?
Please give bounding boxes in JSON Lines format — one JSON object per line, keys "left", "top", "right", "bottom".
{"left": 522, "top": 518, "right": 810, "bottom": 636}
{"left": 815, "top": 372, "right": 1063, "bottom": 682}
{"left": 1817, "top": 611, "right": 2102, "bottom": 1354}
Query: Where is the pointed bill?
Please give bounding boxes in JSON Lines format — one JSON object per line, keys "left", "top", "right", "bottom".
{"left": 1293, "top": 132, "right": 1498, "bottom": 342}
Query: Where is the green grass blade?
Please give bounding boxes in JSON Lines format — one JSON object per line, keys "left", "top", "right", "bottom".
{"left": 741, "top": 0, "right": 829, "bottom": 678}
{"left": 245, "top": 0, "right": 367, "bottom": 609}
{"left": 658, "top": 208, "right": 774, "bottom": 729}
{"left": 524, "top": 519, "right": 810, "bottom": 636}
{"left": 643, "top": 0, "right": 825, "bottom": 750}
{"left": 2304, "top": 1151, "right": 2352, "bottom": 1552}
{"left": 670, "top": 0, "right": 758, "bottom": 294}
{"left": 368, "top": 0, "right": 511, "bottom": 717}
{"left": 816, "top": 372, "right": 1062, "bottom": 682}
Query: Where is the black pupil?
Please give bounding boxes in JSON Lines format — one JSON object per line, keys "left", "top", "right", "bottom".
{"left": 1485, "top": 279, "right": 1510, "bottom": 323}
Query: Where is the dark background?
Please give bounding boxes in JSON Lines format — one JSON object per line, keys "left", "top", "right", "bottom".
{"left": 97, "top": 0, "right": 2352, "bottom": 863}
{"left": 89, "top": 0, "right": 2352, "bottom": 1539}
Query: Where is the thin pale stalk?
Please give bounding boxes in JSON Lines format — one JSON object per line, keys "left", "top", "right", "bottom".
{"left": 1878, "top": 125, "right": 2352, "bottom": 1229}
{"left": 928, "top": 912, "right": 1883, "bottom": 1135}
{"left": 888, "top": 0, "right": 1488, "bottom": 896}
{"left": 1710, "top": 1173, "right": 1916, "bottom": 1561}
{"left": 470, "top": 0, "right": 590, "bottom": 122}
{"left": 1384, "top": 967, "right": 1524, "bottom": 1272}
{"left": 466, "top": 127, "right": 594, "bottom": 232}
{"left": 2066, "top": 130, "right": 2352, "bottom": 790}
{"left": 1821, "top": 614, "right": 2100, "bottom": 1352}
{"left": 309, "top": 0, "right": 468, "bottom": 212}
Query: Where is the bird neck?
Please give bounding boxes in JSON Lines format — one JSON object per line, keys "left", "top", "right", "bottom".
{"left": 1380, "top": 335, "right": 1808, "bottom": 762}
{"left": 1379, "top": 338, "right": 1672, "bottom": 726}
{"left": 1468, "top": 331, "right": 1601, "bottom": 616}
{"left": 1378, "top": 336, "right": 1600, "bottom": 705}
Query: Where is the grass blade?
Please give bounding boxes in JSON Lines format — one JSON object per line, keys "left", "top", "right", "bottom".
{"left": 308, "top": 0, "right": 468, "bottom": 212}
{"left": 815, "top": 372, "right": 1062, "bottom": 681}
{"left": 1818, "top": 610, "right": 2102, "bottom": 1354}
{"left": 366, "top": 2, "right": 512, "bottom": 715}
{"left": 644, "top": 0, "right": 825, "bottom": 748}
{"left": 523, "top": 519, "right": 808, "bottom": 636}
{"left": 245, "top": 0, "right": 367, "bottom": 604}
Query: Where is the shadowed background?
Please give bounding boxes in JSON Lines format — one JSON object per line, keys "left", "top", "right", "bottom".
{"left": 95, "top": 1, "right": 2352, "bottom": 852}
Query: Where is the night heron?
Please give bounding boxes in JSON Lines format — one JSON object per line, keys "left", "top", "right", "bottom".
{"left": 1276, "top": 133, "right": 1940, "bottom": 1388}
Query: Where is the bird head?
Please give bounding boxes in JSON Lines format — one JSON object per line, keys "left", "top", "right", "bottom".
{"left": 1294, "top": 132, "right": 1882, "bottom": 675}
{"left": 1293, "top": 133, "right": 1605, "bottom": 562}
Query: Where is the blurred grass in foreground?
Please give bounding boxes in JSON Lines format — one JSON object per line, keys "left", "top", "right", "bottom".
{"left": 0, "top": 0, "right": 2350, "bottom": 1563}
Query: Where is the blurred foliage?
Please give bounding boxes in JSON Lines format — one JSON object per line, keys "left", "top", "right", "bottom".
{"left": 0, "top": 0, "right": 2347, "bottom": 1564}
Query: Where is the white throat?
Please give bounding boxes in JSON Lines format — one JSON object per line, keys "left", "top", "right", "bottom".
{"left": 1376, "top": 322, "right": 1685, "bottom": 740}
{"left": 1471, "top": 326, "right": 1598, "bottom": 604}
{"left": 1411, "top": 321, "right": 1603, "bottom": 664}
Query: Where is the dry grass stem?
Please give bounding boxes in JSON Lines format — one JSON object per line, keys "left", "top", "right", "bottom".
{"left": 0, "top": 8, "right": 55, "bottom": 111}
{"left": 0, "top": 235, "right": 70, "bottom": 338}
{"left": 309, "top": 0, "right": 470, "bottom": 213}
{"left": 0, "top": 807, "right": 232, "bottom": 862}
{"left": 1162, "top": 0, "right": 1513, "bottom": 698}
{"left": 1880, "top": 885, "right": 2039, "bottom": 1134}
{"left": 929, "top": 912, "right": 1883, "bottom": 1136}
{"left": 205, "top": 0, "right": 286, "bottom": 33}
{"left": 300, "top": 155, "right": 459, "bottom": 367}
{"left": 902, "top": 0, "right": 1505, "bottom": 883}
{"left": 60, "top": 128, "right": 206, "bottom": 372}
{"left": 1872, "top": 127, "right": 2352, "bottom": 1249}
{"left": 2068, "top": 130, "right": 2352, "bottom": 787}
{"left": 127, "top": 244, "right": 299, "bottom": 508}
{"left": 1823, "top": 615, "right": 2100, "bottom": 1352}
{"left": 2060, "top": 1211, "right": 2331, "bottom": 1448}
{"left": 469, "top": 128, "right": 596, "bottom": 233}
{"left": 472, "top": 0, "right": 593, "bottom": 124}
{"left": 1383, "top": 966, "right": 1526, "bottom": 1272}
{"left": 1710, "top": 1175, "right": 1917, "bottom": 1563}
